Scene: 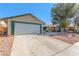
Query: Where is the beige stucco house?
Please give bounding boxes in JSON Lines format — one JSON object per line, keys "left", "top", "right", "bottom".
{"left": 2, "top": 13, "right": 45, "bottom": 35}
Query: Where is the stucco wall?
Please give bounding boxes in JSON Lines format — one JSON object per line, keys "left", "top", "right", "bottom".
{"left": 7, "top": 19, "right": 11, "bottom": 35}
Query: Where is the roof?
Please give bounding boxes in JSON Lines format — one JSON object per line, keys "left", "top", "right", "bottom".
{"left": 2, "top": 13, "right": 45, "bottom": 24}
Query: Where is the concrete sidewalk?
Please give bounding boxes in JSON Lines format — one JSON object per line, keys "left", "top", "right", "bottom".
{"left": 11, "top": 35, "right": 72, "bottom": 56}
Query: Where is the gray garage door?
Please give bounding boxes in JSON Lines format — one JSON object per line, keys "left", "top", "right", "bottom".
{"left": 14, "top": 22, "right": 42, "bottom": 35}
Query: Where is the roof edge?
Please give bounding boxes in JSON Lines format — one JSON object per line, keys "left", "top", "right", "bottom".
{"left": 2, "top": 13, "right": 45, "bottom": 25}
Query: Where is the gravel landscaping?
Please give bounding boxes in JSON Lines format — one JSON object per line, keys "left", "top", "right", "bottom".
{"left": 0, "top": 36, "right": 14, "bottom": 56}
{"left": 52, "top": 33, "right": 79, "bottom": 44}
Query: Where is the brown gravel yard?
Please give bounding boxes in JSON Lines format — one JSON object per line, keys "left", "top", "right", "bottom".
{"left": 52, "top": 33, "right": 79, "bottom": 44}
{"left": 0, "top": 36, "right": 14, "bottom": 56}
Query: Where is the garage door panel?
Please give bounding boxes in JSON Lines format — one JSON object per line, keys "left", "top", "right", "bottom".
{"left": 14, "top": 22, "right": 41, "bottom": 35}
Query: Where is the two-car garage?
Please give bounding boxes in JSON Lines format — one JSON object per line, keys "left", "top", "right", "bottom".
{"left": 12, "top": 22, "right": 42, "bottom": 35}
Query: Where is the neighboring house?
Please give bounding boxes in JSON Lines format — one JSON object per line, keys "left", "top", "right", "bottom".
{"left": 43, "top": 24, "right": 55, "bottom": 32}
{"left": 43, "top": 24, "right": 59, "bottom": 32}
{"left": 2, "top": 13, "right": 45, "bottom": 35}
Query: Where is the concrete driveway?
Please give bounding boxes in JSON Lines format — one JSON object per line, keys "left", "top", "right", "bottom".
{"left": 11, "top": 35, "right": 72, "bottom": 56}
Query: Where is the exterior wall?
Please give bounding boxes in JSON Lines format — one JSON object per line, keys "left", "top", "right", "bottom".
{"left": 41, "top": 24, "right": 43, "bottom": 33}
{"left": 7, "top": 19, "right": 11, "bottom": 35}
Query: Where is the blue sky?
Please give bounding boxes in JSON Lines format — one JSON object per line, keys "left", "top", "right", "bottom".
{"left": 0, "top": 3, "right": 54, "bottom": 24}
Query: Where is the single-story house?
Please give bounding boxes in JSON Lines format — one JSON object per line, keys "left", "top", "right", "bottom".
{"left": 2, "top": 13, "right": 45, "bottom": 35}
